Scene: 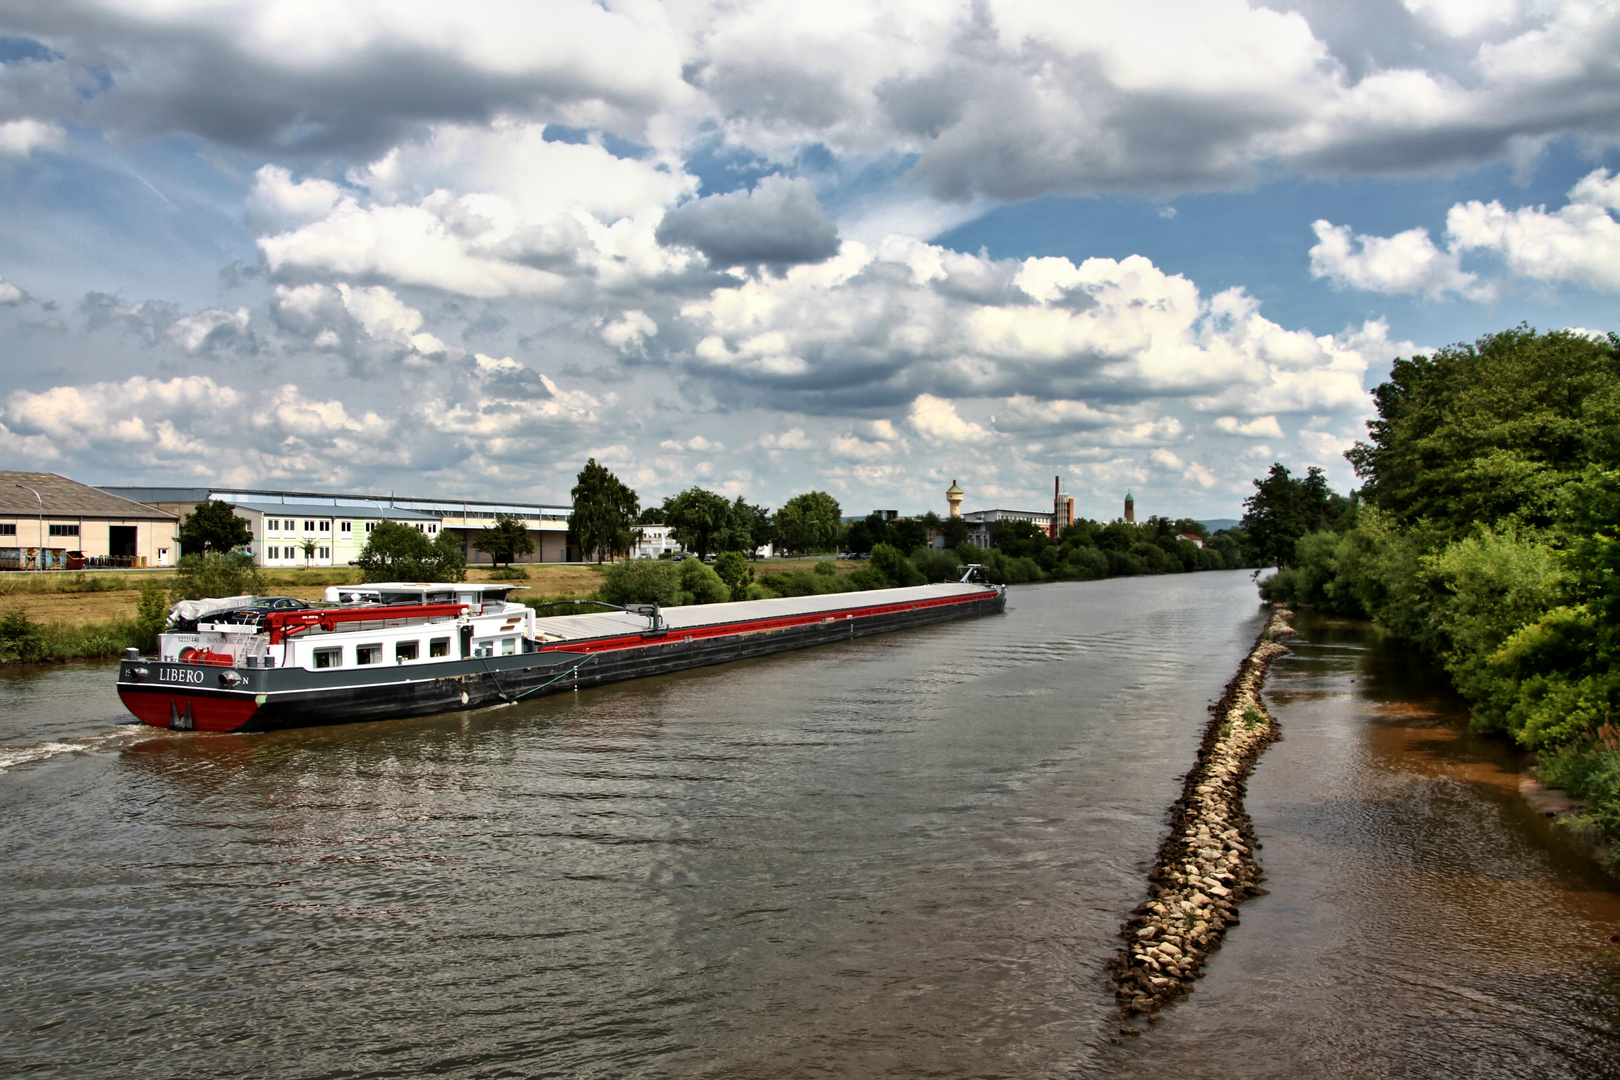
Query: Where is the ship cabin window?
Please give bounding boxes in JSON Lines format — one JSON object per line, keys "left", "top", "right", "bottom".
{"left": 313, "top": 647, "right": 342, "bottom": 669}
{"left": 356, "top": 643, "right": 382, "bottom": 665}
{"left": 395, "top": 640, "right": 419, "bottom": 662}
{"left": 501, "top": 637, "right": 516, "bottom": 656}
{"left": 430, "top": 637, "right": 450, "bottom": 658}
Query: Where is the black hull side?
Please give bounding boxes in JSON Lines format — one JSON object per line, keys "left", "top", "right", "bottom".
{"left": 141, "top": 588, "right": 1004, "bottom": 733}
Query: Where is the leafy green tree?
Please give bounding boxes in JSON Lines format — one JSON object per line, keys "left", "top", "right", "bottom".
{"left": 356, "top": 521, "right": 467, "bottom": 583}
{"left": 172, "top": 551, "right": 264, "bottom": 600}
{"left": 775, "top": 491, "right": 842, "bottom": 554}
{"left": 890, "top": 517, "right": 928, "bottom": 552}
{"left": 179, "top": 500, "right": 252, "bottom": 555}
{"left": 661, "top": 486, "right": 733, "bottom": 558}
{"left": 993, "top": 518, "right": 1050, "bottom": 558}
{"left": 475, "top": 513, "right": 535, "bottom": 568}
{"left": 938, "top": 515, "right": 970, "bottom": 548}
{"left": 1241, "top": 464, "right": 1337, "bottom": 568}
{"left": 677, "top": 558, "right": 731, "bottom": 605}
{"left": 135, "top": 579, "right": 169, "bottom": 650}
{"left": 1348, "top": 326, "right": 1620, "bottom": 535}
{"left": 723, "top": 496, "right": 772, "bottom": 556}
{"left": 713, "top": 550, "right": 754, "bottom": 601}
{"left": 300, "top": 538, "right": 317, "bottom": 565}
{"left": 598, "top": 561, "right": 680, "bottom": 606}
{"left": 570, "top": 458, "right": 639, "bottom": 563}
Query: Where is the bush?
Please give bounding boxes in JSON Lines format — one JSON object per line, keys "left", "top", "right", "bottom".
{"left": 135, "top": 580, "right": 168, "bottom": 651}
{"left": 172, "top": 551, "right": 264, "bottom": 602}
{"left": 911, "top": 546, "right": 962, "bottom": 583}
{"left": 598, "top": 561, "right": 680, "bottom": 606}
{"left": 714, "top": 551, "right": 754, "bottom": 601}
{"left": 814, "top": 559, "right": 838, "bottom": 577}
{"left": 868, "top": 543, "right": 925, "bottom": 587}
{"left": 0, "top": 610, "right": 46, "bottom": 662}
{"left": 1062, "top": 547, "right": 1108, "bottom": 580}
{"left": 762, "top": 568, "right": 837, "bottom": 597}
{"left": 678, "top": 558, "right": 731, "bottom": 605}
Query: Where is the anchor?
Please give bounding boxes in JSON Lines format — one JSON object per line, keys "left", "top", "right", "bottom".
{"left": 168, "top": 701, "right": 195, "bottom": 731}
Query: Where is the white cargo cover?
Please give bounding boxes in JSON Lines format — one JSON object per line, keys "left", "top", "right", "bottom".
{"left": 529, "top": 582, "right": 994, "bottom": 643}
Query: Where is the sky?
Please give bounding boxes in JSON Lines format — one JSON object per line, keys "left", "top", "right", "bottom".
{"left": 2, "top": 1, "right": 1620, "bottom": 523}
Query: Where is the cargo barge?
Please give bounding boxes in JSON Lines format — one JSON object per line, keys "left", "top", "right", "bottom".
{"left": 116, "top": 577, "right": 1007, "bottom": 733}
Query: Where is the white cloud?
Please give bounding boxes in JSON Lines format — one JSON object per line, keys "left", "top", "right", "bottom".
{"left": 1447, "top": 168, "right": 1620, "bottom": 292}
{"left": 757, "top": 427, "right": 816, "bottom": 451}
{"left": 908, "top": 394, "right": 990, "bottom": 444}
{"left": 1309, "top": 220, "right": 1490, "bottom": 299}
{"left": 0, "top": 275, "right": 24, "bottom": 306}
{"left": 167, "top": 307, "right": 251, "bottom": 354}
{"left": 271, "top": 283, "right": 446, "bottom": 363}
{"left": 1214, "top": 415, "right": 1284, "bottom": 438}
{"left": 0, "top": 119, "right": 64, "bottom": 157}
{"left": 602, "top": 310, "right": 658, "bottom": 356}
{"left": 257, "top": 122, "right": 700, "bottom": 300}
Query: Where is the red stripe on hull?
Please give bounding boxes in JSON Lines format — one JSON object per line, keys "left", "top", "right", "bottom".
{"left": 535, "top": 590, "right": 988, "bottom": 657}
{"left": 117, "top": 688, "right": 260, "bottom": 733}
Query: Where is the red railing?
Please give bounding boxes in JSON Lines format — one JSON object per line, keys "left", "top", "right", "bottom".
{"left": 264, "top": 603, "right": 469, "bottom": 644}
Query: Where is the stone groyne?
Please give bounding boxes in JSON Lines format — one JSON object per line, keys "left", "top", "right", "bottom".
{"left": 1106, "top": 607, "right": 1295, "bottom": 1027}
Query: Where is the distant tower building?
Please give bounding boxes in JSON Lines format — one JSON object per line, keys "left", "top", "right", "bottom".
{"left": 946, "top": 479, "right": 964, "bottom": 519}
{"left": 1050, "top": 475, "right": 1074, "bottom": 539}
{"left": 1124, "top": 490, "right": 1135, "bottom": 523}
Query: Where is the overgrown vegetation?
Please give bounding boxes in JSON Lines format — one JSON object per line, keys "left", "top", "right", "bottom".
{"left": 1255, "top": 325, "right": 1620, "bottom": 854}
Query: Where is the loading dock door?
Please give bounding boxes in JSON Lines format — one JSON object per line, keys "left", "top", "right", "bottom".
{"left": 109, "top": 526, "right": 137, "bottom": 557}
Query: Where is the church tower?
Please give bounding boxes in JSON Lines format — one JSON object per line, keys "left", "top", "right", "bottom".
{"left": 1124, "top": 490, "right": 1135, "bottom": 523}
{"left": 946, "top": 479, "right": 964, "bottom": 518}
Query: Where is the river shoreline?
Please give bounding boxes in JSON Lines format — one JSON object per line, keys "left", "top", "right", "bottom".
{"left": 1106, "top": 607, "right": 1295, "bottom": 1027}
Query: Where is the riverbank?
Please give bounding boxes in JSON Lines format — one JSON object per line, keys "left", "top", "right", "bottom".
{"left": 1107, "top": 607, "right": 1294, "bottom": 1025}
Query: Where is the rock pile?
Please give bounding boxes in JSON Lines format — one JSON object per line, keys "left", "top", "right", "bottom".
{"left": 1106, "top": 608, "right": 1295, "bottom": 1024}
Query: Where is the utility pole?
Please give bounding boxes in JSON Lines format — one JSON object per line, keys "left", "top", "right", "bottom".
{"left": 14, "top": 483, "right": 43, "bottom": 570}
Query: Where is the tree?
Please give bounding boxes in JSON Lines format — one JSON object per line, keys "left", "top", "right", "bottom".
{"left": 775, "top": 491, "right": 842, "bottom": 554}
{"left": 938, "top": 515, "right": 970, "bottom": 549}
{"left": 172, "top": 551, "right": 264, "bottom": 600}
{"left": 300, "top": 538, "right": 317, "bottom": 566}
{"left": 723, "top": 496, "right": 771, "bottom": 557}
{"left": 993, "top": 518, "right": 1050, "bottom": 558}
{"left": 661, "top": 486, "right": 733, "bottom": 558}
{"left": 569, "top": 458, "right": 639, "bottom": 563}
{"left": 713, "top": 550, "right": 754, "bottom": 600}
{"left": 180, "top": 500, "right": 252, "bottom": 555}
{"left": 1241, "top": 464, "right": 1336, "bottom": 568}
{"left": 475, "top": 513, "right": 535, "bottom": 568}
{"left": 356, "top": 521, "right": 467, "bottom": 582}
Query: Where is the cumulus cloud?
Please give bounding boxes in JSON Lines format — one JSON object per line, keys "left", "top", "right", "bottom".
{"left": 1214, "top": 414, "right": 1284, "bottom": 437}
{"left": 656, "top": 175, "right": 840, "bottom": 270}
{"left": 167, "top": 307, "right": 251, "bottom": 354}
{"left": 678, "top": 236, "right": 1398, "bottom": 418}
{"left": 1309, "top": 219, "right": 1490, "bottom": 299}
{"left": 0, "top": 274, "right": 25, "bottom": 306}
{"left": 271, "top": 283, "right": 446, "bottom": 367}
{"left": 1309, "top": 168, "right": 1620, "bottom": 297}
{"left": 908, "top": 394, "right": 990, "bottom": 444}
{"left": 257, "top": 122, "right": 700, "bottom": 299}
{"left": 0, "top": 118, "right": 63, "bottom": 156}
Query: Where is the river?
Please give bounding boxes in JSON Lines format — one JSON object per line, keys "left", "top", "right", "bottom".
{"left": 0, "top": 573, "right": 1615, "bottom": 1078}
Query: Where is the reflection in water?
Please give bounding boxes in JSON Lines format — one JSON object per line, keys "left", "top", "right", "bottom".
{"left": 1, "top": 585, "right": 1616, "bottom": 1079}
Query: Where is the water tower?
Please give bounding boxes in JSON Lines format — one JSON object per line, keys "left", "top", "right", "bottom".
{"left": 946, "top": 479, "right": 964, "bottom": 518}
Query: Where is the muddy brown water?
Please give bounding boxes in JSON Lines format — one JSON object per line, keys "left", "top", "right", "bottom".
{"left": 0, "top": 580, "right": 1615, "bottom": 1078}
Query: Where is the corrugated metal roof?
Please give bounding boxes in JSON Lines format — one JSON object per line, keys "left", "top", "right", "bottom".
{"left": 234, "top": 500, "right": 439, "bottom": 521}
{"left": 531, "top": 582, "right": 993, "bottom": 642}
{"left": 1, "top": 472, "right": 179, "bottom": 519}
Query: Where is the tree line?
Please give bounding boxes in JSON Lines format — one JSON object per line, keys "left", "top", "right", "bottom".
{"left": 1247, "top": 325, "right": 1620, "bottom": 852}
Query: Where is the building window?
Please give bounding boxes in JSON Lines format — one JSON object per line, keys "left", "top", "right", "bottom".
{"left": 365, "top": 522, "right": 375, "bottom": 533}
{"left": 319, "top": 520, "right": 331, "bottom": 533}
{"left": 313, "top": 647, "right": 342, "bottom": 669}
{"left": 267, "top": 518, "right": 279, "bottom": 532}
{"left": 340, "top": 521, "right": 352, "bottom": 533}
{"left": 356, "top": 644, "right": 382, "bottom": 666}
{"left": 395, "top": 640, "right": 419, "bottom": 662}
{"left": 303, "top": 520, "right": 315, "bottom": 533}
{"left": 48, "top": 524, "right": 79, "bottom": 537}
{"left": 427, "top": 523, "right": 437, "bottom": 534}
{"left": 0, "top": 524, "right": 14, "bottom": 536}
{"left": 318, "top": 546, "right": 330, "bottom": 559}
{"left": 267, "top": 546, "right": 279, "bottom": 560}
{"left": 429, "top": 637, "right": 450, "bottom": 658}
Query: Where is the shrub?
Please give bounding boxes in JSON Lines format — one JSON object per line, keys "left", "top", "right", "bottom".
{"left": 814, "top": 559, "right": 838, "bottom": 577}
{"left": 713, "top": 551, "right": 754, "bottom": 601}
{"left": 598, "top": 561, "right": 680, "bottom": 606}
{"left": 911, "top": 546, "right": 963, "bottom": 583}
{"left": 678, "top": 558, "right": 731, "bottom": 605}
{"left": 868, "top": 543, "right": 925, "bottom": 587}
{"left": 172, "top": 551, "right": 264, "bottom": 602}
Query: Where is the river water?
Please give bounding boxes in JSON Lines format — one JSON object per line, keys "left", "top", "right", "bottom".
{"left": 0, "top": 574, "right": 1615, "bottom": 1078}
